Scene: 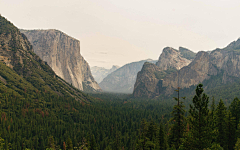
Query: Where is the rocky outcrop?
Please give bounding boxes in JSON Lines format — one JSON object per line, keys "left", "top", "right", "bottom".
{"left": 162, "top": 51, "right": 218, "bottom": 95}
{"left": 133, "top": 39, "right": 240, "bottom": 98}
{"left": 91, "top": 65, "right": 120, "bottom": 83}
{"left": 20, "top": 29, "right": 101, "bottom": 92}
{"left": 133, "top": 47, "right": 194, "bottom": 97}
{"left": 156, "top": 47, "right": 192, "bottom": 70}
{"left": 99, "top": 59, "right": 157, "bottom": 93}
{"left": 132, "top": 62, "right": 163, "bottom": 98}
{"left": 179, "top": 47, "right": 196, "bottom": 60}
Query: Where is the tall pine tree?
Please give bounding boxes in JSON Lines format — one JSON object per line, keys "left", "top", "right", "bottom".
{"left": 215, "top": 99, "right": 227, "bottom": 149}
{"left": 168, "top": 88, "right": 185, "bottom": 149}
{"left": 187, "top": 84, "right": 212, "bottom": 149}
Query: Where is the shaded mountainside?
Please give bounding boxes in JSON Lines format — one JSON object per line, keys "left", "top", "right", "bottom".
{"left": 20, "top": 29, "right": 101, "bottom": 92}
{"left": 99, "top": 59, "right": 157, "bottom": 93}
{"left": 91, "top": 65, "right": 119, "bottom": 83}
{"left": 134, "top": 47, "right": 194, "bottom": 98}
{"left": 179, "top": 46, "right": 196, "bottom": 60}
{"left": 133, "top": 62, "right": 163, "bottom": 98}
{"left": 0, "top": 15, "right": 93, "bottom": 102}
{"left": 133, "top": 40, "right": 240, "bottom": 99}
{"left": 133, "top": 62, "right": 177, "bottom": 98}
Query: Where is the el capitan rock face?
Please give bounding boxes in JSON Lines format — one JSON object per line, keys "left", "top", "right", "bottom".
{"left": 0, "top": 15, "right": 90, "bottom": 101}
{"left": 20, "top": 29, "right": 101, "bottom": 92}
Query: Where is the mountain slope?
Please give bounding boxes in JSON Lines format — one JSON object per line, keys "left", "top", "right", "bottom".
{"left": 20, "top": 29, "right": 101, "bottom": 92}
{"left": 91, "top": 65, "right": 119, "bottom": 83}
{"left": 99, "top": 59, "right": 157, "bottom": 93}
{"left": 0, "top": 15, "right": 93, "bottom": 102}
{"left": 133, "top": 39, "right": 240, "bottom": 98}
{"left": 133, "top": 47, "right": 194, "bottom": 98}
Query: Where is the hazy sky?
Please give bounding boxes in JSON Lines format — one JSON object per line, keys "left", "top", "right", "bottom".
{"left": 1, "top": 0, "right": 240, "bottom": 68}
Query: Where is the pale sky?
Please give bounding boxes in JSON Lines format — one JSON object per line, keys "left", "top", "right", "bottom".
{"left": 1, "top": 0, "right": 240, "bottom": 68}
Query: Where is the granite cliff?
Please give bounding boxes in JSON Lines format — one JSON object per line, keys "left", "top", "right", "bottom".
{"left": 91, "top": 65, "right": 120, "bottom": 83}
{"left": 0, "top": 15, "right": 92, "bottom": 101}
{"left": 133, "top": 47, "right": 195, "bottom": 98}
{"left": 20, "top": 29, "right": 101, "bottom": 92}
{"left": 99, "top": 59, "right": 157, "bottom": 93}
{"left": 133, "top": 40, "right": 240, "bottom": 98}
{"left": 156, "top": 47, "right": 192, "bottom": 70}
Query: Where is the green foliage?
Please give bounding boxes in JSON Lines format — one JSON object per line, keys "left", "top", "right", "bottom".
{"left": 1, "top": 15, "right": 240, "bottom": 149}
{"left": 0, "top": 15, "right": 18, "bottom": 35}
{"left": 168, "top": 90, "right": 185, "bottom": 149}
{"left": 158, "top": 123, "right": 168, "bottom": 150}
{"left": 184, "top": 84, "right": 212, "bottom": 149}
{"left": 205, "top": 143, "right": 224, "bottom": 150}
{"left": 66, "top": 137, "right": 73, "bottom": 150}
{"left": 234, "top": 138, "right": 240, "bottom": 150}
{"left": 215, "top": 100, "right": 227, "bottom": 149}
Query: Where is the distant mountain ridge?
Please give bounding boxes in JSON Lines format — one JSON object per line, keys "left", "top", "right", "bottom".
{"left": 133, "top": 47, "right": 195, "bottom": 98}
{"left": 133, "top": 40, "right": 240, "bottom": 98}
{"left": 99, "top": 59, "right": 157, "bottom": 93}
{"left": 20, "top": 29, "right": 101, "bottom": 92}
{"left": 91, "top": 65, "right": 120, "bottom": 83}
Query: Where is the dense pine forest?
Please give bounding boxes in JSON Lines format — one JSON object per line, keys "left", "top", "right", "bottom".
{"left": 1, "top": 81, "right": 240, "bottom": 149}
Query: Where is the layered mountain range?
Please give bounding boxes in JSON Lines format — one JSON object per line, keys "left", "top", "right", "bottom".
{"left": 99, "top": 59, "right": 157, "bottom": 93}
{"left": 20, "top": 29, "right": 101, "bottom": 92}
{"left": 91, "top": 65, "right": 120, "bottom": 83}
{"left": 133, "top": 40, "right": 240, "bottom": 98}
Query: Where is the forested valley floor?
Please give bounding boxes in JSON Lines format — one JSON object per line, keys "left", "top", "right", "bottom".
{"left": 0, "top": 83, "right": 240, "bottom": 150}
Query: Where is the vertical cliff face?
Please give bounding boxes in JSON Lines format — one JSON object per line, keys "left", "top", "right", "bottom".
{"left": 156, "top": 47, "right": 192, "bottom": 70}
{"left": 162, "top": 51, "right": 218, "bottom": 95}
{"left": 0, "top": 15, "right": 91, "bottom": 101}
{"left": 132, "top": 62, "right": 162, "bottom": 98}
{"left": 133, "top": 39, "right": 240, "bottom": 98}
{"left": 20, "top": 29, "right": 101, "bottom": 92}
{"left": 133, "top": 47, "right": 194, "bottom": 97}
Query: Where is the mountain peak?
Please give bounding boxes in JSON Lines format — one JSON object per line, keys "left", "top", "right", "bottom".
{"left": 225, "top": 38, "right": 240, "bottom": 50}
{"left": 156, "top": 47, "right": 191, "bottom": 70}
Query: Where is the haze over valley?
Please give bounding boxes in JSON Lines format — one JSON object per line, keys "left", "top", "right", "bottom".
{"left": 1, "top": 0, "right": 240, "bottom": 149}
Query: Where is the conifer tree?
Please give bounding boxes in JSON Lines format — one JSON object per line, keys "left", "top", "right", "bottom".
{"left": 168, "top": 88, "right": 185, "bottom": 149}
{"left": 158, "top": 123, "right": 168, "bottom": 150}
{"left": 215, "top": 99, "right": 227, "bottom": 149}
{"left": 230, "top": 97, "right": 240, "bottom": 129}
{"left": 47, "top": 136, "right": 55, "bottom": 150}
{"left": 226, "top": 111, "right": 236, "bottom": 150}
{"left": 136, "top": 119, "right": 148, "bottom": 150}
{"left": 188, "top": 84, "right": 212, "bottom": 149}
{"left": 66, "top": 137, "right": 73, "bottom": 150}
{"left": 230, "top": 97, "right": 240, "bottom": 146}
{"left": 234, "top": 138, "right": 240, "bottom": 150}
{"left": 209, "top": 96, "right": 217, "bottom": 143}
{"left": 89, "top": 135, "right": 97, "bottom": 150}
